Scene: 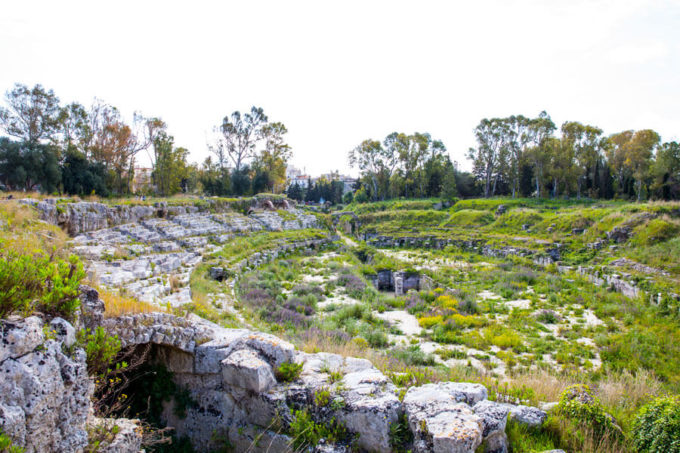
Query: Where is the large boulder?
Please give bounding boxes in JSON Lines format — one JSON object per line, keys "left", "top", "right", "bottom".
{"left": 0, "top": 317, "right": 93, "bottom": 453}
{"left": 404, "top": 384, "right": 484, "bottom": 453}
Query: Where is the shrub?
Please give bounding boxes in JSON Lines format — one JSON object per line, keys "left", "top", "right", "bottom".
{"left": 556, "top": 385, "right": 621, "bottom": 440}
{"left": 418, "top": 315, "right": 443, "bottom": 329}
{"left": 0, "top": 252, "right": 85, "bottom": 320}
{"left": 275, "top": 361, "right": 303, "bottom": 382}
{"left": 76, "top": 326, "right": 122, "bottom": 378}
{"left": 536, "top": 309, "right": 560, "bottom": 324}
{"left": 314, "top": 387, "right": 332, "bottom": 407}
{"left": 288, "top": 409, "right": 350, "bottom": 450}
{"left": 632, "top": 395, "right": 680, "bottom": 453}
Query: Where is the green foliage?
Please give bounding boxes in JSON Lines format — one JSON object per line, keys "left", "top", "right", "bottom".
{"left": 631, "top": 218, "right": 680, "bottom": 246}
{"left": 505, "top": 418, "right": 559, "bottom": 453}
{"left": 0, "top": 427, "right": 25, "bottom": 453}
{"left": 556, "top": 385, "right": 621, "bottom": 441}
{"left": 76, "top": 327, "right": 122, "bottom": 378}
{"left": 275, "top": 361, "right": 303, "bottom": 382}
{"left": 389, "top": 413, "right": 413, "bottom": 452}
{"left": 0, "top": 251, "right": 85, "bottom": 320}
{"left": 443, "top": 209, "right": 494, "bottom": 227}
{"left": 631, "top": 396, "right": 680, "bottom": 453}
{"left": 314, "top": 387, "right": 331, "bottom": 407}
{"left": 288, "top": 409, "right": 350, "bottom": 450}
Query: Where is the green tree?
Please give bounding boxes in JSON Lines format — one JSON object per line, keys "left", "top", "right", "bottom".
{"left": 0, "top": 138, "right": 60, "bottom": 192}
{"left": 61, "top": 147, "right": 109, "bottom": 196}
{"left": 561, "top": 121, "right": 603, "bottom": 198}
{"left": 526, "top": 111, "right": 556, "bottom": 198}
{"left": 252, "top": 122, "right": 292, "bottom": 193}
{"left": 214, "top": 107, "right": 268, "bottom": 171}
{"left": 652, "top": 141, "right": 680, "bottom": 199}
{"left": 0, "top": 83, "right": 61, "bottom": 145}
{"left": 349, "top": 139, "right": 384, "bottom": 200}
{"left": 440, "top": 159, "right": 458, "bottom": 201}
{"left": 152, "top": 132, "right": 188, "bottom": 196}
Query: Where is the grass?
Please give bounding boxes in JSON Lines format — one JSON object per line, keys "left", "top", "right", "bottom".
{"left": 99, "top": 290, "right": 164, "bottom": 317}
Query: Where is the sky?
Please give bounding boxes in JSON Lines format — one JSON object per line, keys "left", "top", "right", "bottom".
{"left": 1, "top": 0, "right": 679, "bottom": 176}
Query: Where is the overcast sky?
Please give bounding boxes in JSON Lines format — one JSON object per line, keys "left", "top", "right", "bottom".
{"left": 1, "top": 0, "right": 678, "bottom": 175}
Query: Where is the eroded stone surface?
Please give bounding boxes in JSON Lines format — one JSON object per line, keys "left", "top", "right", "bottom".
{"left": 0, "top": 318, "right": 92, "bottom": 453}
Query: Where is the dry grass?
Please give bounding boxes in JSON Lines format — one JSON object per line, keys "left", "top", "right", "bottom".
{"left": 0, "top": 201, "right": 69, "bottom": 256}
{"left": 99, "top": 290, "right": 164, "bottom": 318}
{"left": 169, "top": 274, "right": 181, "bottom": 293}
{"left": 595, "top": 369, "right": 662, "bottom": 412}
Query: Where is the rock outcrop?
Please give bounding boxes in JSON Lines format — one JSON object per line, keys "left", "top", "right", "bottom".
{"left": 1, "top": 289, "right": 548, "bottom": 452}
{"left": 21, "top": 197, "right": 302, "bottom": 236}
{"left": 97, "top": 297, "right": 547, "bottom": 453}
{"left": 0, "top": 316, "right": 93, "bottom": 453}
{"left": 50, "top": 201, "right": 322, "bottom": 307}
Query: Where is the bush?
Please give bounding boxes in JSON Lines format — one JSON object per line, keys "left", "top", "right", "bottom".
{"left": 275, "top": 361, "right": 303, "bottom": 382}
{"left": 632, "top": 396, "right": 680, "bottom": 453}
{"left": 0, "top": 252, "right": 85, "bottom": 320}
{"left": 556, "top": 385, "right": 621, "bottom": 440}
{"left": 354, "top": 188, "right": 369, "bottom": 203}
{"left": 288, "top": 409, "right": 350, "bottom": 450}
{"left": 76, "top": 326, "right": 122, "bottom": 378}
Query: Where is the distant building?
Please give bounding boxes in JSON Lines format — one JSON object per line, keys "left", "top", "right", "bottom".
{"left": 289, "top": 174, "right": 312, "bottom": 189}
{"left": 286, "top": 170, "right": 357, "bottom": 195}
{"left": 132, "top": 167, "right": 153, "bottom": 193}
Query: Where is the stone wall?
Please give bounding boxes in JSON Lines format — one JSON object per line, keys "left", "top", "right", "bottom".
{"left": 21, "top": 197, "right": 300, "bottom": 236}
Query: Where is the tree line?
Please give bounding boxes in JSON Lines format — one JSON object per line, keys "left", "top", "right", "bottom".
{"left": 467, "top": 112, "right": 679, "bottom": 200}
{"left": 0, "top": 83, "right": 292, "bottom": 197}
{"left": 348, "top": 132, "right": 479, "bottom": 202}
{"left": 349, "top": 113, "right": 680, "bottom": 201}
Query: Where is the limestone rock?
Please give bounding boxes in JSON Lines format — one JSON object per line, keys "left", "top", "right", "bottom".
{"left": 0, "top": 317, "right": 92, "bottom": 453}
{"left": 507, "top": 404, "right": 547, "bottom": 427}
{"left": 49, "top": 317, "right": 76, "bottom": 347}
{"left": 473, "top": 400, "right": 510, "bottom": 437}
{"left": 404, "top": 384, "right": 484, "bottom": 453}
{"left": 88, "top": 418, "right": 143, "bottom": 453}
{"left": 0, "top": 316, "right": 44, "bottom": 362}
{"left": 221, "top": 349, "right": 276, "bottom": 392}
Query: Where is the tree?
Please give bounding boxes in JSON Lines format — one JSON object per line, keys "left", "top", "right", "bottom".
{"left": 287, "top": 182, "right": 304, "bottom": 201}
{"left": 152, "top": 132, "right": 188, "bottom": 196}
{"left": 440, "top": 159, "right": 458, "bottom": 201}
{"left": 252, "top": 122, "right": 292, "bottom": 193}
{"left": 627, "top": 130, "right": 660, "bottom": 201}
{"left": 607, "top": 130, "right": 659, "bottom": 200}
{"left": 505, "top": 115, "right": 531, "bottom": 198}
{"left": 607, "top": 131, "right": 634, "bottom": 196}
{"left": 468, "top": 118, "right": 510, "bottom": 197}
{"left": 526, "top": 112, "right": 556, "bottom": 198}
{"left": 381, "top": 132, "right": 407, "bottom": 198}
{"left": 61, "top": 148, "right": 108, "bottom": 196}
{"left": 0, "top": 138, "right": 60, "bottom": 192}
{"left": 349, "top": 139, "right": 384, "bottom": 200}
{"left": 561, "top": 121, "right": 603, "bottom": 198}
{"left": 214, "top": 107, "right": 268, "bottom": 171}
{"left": 199, "top": 156, "right": 230, "bottom": 196}
{"left": 58, "top": 102, "right": 90, "bottom": 152}
{"left": 0, "top": 84, "right": 61, "bottom": 144}
{"left": 652, "top": 141, "right": 680, "bottom": 199}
